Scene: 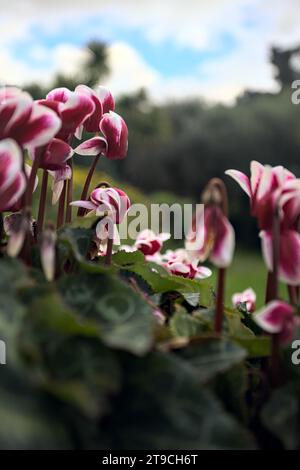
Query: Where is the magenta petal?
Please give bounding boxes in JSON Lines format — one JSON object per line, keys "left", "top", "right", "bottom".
{"left": 261, "top": 229, "right": 300, "bottom": 285}
{"left": 225, "top": 169, "right": 251, "bottom": 197}
{"left": 46, "top": 87, "right": 72, "bottom": 103}
{"left": 59, "top": 92, "right": 95, "bottom": 138}
{"left": 18, "top": 103, "right": 61, "bottom": 148}
{"left": 0, "top": 138, "right": 23, "bottom": 192}
{"left": 210, "top": 209, "right": 235, "bottom": 268}
{"left": 254, "top": 300, "right": 298, "bottom": 343}
{"left": 97, "top": 86, "right": 115, "bottom": 114}
{"left": 0, "top": 173, "right": 26, "bottom": 212}
{"left": 40, "top": 138, "right": 73, "bottom": 171}
{"left": 75, "top": 137, "right": 107, "bottom": 156}
{"left": 75, "top": 85, "right": 103, "bottom": 133}
{"left": 100, "top": 111, "right": 128, "bottom": 159}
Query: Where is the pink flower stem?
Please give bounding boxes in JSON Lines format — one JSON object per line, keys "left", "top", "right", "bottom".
{"left": 37, "top": 170, "right": 48, "bottom": 235}
{"left": 20, "top": 156, "right": 32, "bottom": 263}
{"left": 266, "top": 209, "right": 280, "bottom": 303}
{"left": 65, "top": 159, "right": 73, "bottom": 224}
{"left": 57, "top": 181, "right": 67, "bottom": 229}
{"left": 205, "top": 178, "right": 229, "bottom": 335}
{"left": 288, "top": 285, "right": 298, "bottom": 305}
{"left": 215, "top": 267, "right": 226, "bottom": 333}
{"left": 77, "top": 154, "right": 100, "bottom": 217}
{"left": 26, "top": 152, "right": 41, "bottom": 208}
{"left": 267, "top": 208, "right": 281, "bottom": 387}
{"left": 0, "top": 213, "right": 3, "bottom": 243}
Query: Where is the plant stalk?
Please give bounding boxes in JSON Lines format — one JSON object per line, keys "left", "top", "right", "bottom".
{"left": 287, "top": 285, "right": 298, "bottom": 305}
{"left": 65, "top": 159, "right": 73, "bottom": 224}
{"left": 78, "top": 154, "right": 100, "bottom": 217}
{"left": 57, "top": 181, "right": 67, "bottom": 229}
{"left": 37, "top": 170, "right": 48, "bottom": 235}
{"left": 105, "top": 236, "right": 114, "bottom": 266}
{"left": 215, "top": 267, "right": 226, "bottom": 334}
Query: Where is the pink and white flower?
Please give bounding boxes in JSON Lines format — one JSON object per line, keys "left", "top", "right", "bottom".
{"left": 254, "top": 300, "right": 300, "bottom": 344}
{"left": 162, "top": 249, "right": 212, "bottom": 280}
{"left": 135, "top": 229, "right": 170, "bottom": 256}
{"left": 0, "top": 87, "right": 61, "bottom": 150}
{"left": 75, "top": 85, "right": 115, "bottom": 135}
{"left": 41, "top": 87, "right": 95, "bottom": 142}
{"left": 0, "top": 139, "right": 26, "bottom": 212}
{"left": 75, "top": 111, "right": 128, "bottom": 160}
{"left": 186, "top": 205, "right": 235, "bottom": 268}
{"left": 226, "top": 162, "right": 300, "bottom": 285}
{"left": 232, "top": 288, "right": 256, "bottom": 312}
{"left": 71, "top": 186, "right": 131, "bottom": 224}
{"left": 34, "top": 138, "right": 73, "bottom": 171}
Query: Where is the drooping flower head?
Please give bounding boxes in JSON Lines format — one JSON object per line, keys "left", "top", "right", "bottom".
{"left": 135, "top": 229, "right": 171, "bottom": 256}
{"left": 186, "top": 178, "right": 235, "bottom": 268}
{"left": 40, "top": 87, "right": 95, "bottom": 143}
{"left": 0, "top": 87, "right": 61, "bottom": 151}
{"left": 226, "top": 162, "right": 300, "bottom": 285}
{"left": 71, "top": 185, "right": 130, "bottom": 227}
{"left": 232, "top": 288, "right": 256, "bottom": 313}
{"left": 75, "top": 85, "right": 115, "bottom": 135}
{"left": 254, "top": 300, "right": 300, "bottom": 344}
{"left": 73, "top": 85, "right": 128, "bottom": 160}
{"left": 0, "top": 139, "right": 26, "bottom": 212}
{"left": 162, "top": 249, "right": 212, "bottom": 280}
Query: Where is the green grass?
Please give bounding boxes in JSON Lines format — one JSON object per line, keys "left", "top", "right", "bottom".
{"left": 211, "top": 250, "right": 288, "bottom": 309}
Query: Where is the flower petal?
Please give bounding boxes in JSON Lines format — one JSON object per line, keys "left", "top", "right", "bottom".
{"left": 97, "top": 86, "right": 115, "bottom": 114}
{"left": 19, "top": 103, "right": 61, "bottom": 148}
{"left": 75, "top": 136, "right": 107, "bottom": 156}
{"left": 260, "top": 229, "right": 300, "bottom": 285}
{"left": 210, "top": 209, "right": 235, "bottom": 268}
{"left": 100, "top": 111, "right": 128, "bottom": 159}
{"left": 225, "top": 169, "right": 251, "bottom": 197}
{"left": 0, "top": 138, "right": 23, "bottom": 193}
{"left": 254, "top": 300, "right": 296, "bottom": 340}
{"left": 40, "top": 138, "right": 73, "bottom": 171}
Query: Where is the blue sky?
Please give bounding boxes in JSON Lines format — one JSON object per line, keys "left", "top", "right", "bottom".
{"left": 1, "top": 0, "right": 300, "bottom": 103}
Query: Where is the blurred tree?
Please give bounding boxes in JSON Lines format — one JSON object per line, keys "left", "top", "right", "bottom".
{"left": 24, "top": 41, "right": 109, "bottom": 99}
{"left": 271, "top": 45, "right": 300, "bottom": 89}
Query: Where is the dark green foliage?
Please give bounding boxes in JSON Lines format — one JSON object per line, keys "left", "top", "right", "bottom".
{"left": 0, "top": 227, "right": 298, "bottom": 449}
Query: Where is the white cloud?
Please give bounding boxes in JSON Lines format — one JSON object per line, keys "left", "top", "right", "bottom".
{"left": 103, "top": 42, "right": 159, "bottom": 96}
{"left": 0, "top": 0, "right": 300, "bottom": 102}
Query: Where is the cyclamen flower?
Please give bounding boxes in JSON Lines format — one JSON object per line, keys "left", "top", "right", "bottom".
{"left": 75, "top": 85, "right": 115, "bottom": 135}
{"left": 186, "top": 205, "right": 235, "bottom": 268}
{"left": 0, "top": 87, "right": 61, "bottom": 150}
{"left": 162, "top": 249, "right": 212, "bottom": 280}
{"left": 232, "top": 288, "right": 256, "bottom": 313}
{"left": 73, "top": 84, "right": 127, "bottom": 160}
{"left": 71, "top": 186, "right": 130, "bottom": 238}
{"left": 0, "top": 139, "right": 26, "bottom": 212}
{"left": 75, "top": 111, "right": 128, "bottom": 160}
{"left": 40, "top": 87, "right": 95, "bottom": 143}
{"left": 226, "top": 162, "right": 300, "bottom": 285}
{"left": 254, "top": 300, "right": 300, "bottom": 344}
{"left": 135, "top": 229, "right": 171, "bottom": 256}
